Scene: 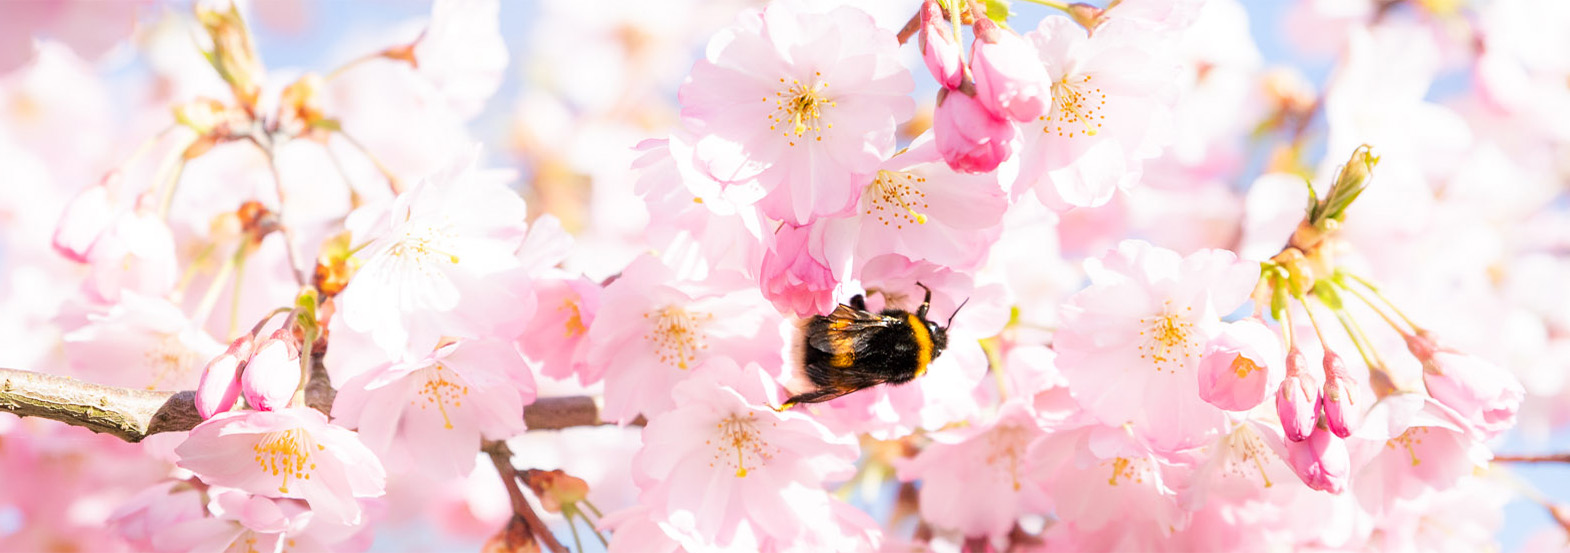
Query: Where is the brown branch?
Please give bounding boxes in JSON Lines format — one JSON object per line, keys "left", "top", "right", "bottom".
{"left": 1494, "top": 453, "right": 1570, "bottom": 464}
{"left": 485, "top": 440, "right": 569, "bottom": 553}
{"left": 896, "top": 10, "right": 922, "bottom": 45}
{"left": 0, "top": 366, "right": 630, "bottom": 443}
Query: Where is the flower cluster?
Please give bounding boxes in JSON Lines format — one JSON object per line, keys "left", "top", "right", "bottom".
{"left": 0, "top": 0, "right": 1566, "bottom": 551}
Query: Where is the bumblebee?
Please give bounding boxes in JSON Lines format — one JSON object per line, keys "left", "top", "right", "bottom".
{"left": 781, "top": 283, "right": 963, "bottom": 409}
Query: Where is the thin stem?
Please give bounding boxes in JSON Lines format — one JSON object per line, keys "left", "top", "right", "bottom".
{"left": 980, "top": 338, "right": 1009, "bottom": 401}
{"left": 172, "top": 242, "right": 217, "bottom": 302}
{"left": 564, "top": 510, "right": 584, "bottom": 553}
{"left": 1336, "top": 280, "right": 1411, "bottom": 337}
{"left": 485, "top": 442, "right": 569, "bottom": 553}
{"left": 335, "top": 130, "right": 403, "bottom": 195}
{"left": 250, "top": 307, "right": 293, "bottom": 337}
{"left": 1297, "top": 297, "right": 1331, "bottom": 347}
{"left": 325, "top": 50, "right": 383, "bottom": 81}
{"left": 581, "top": 498, "right": 604, "bottom": 519}
{"left": 252, "top": 135, "right": 310, "bottom": 287}
{"left": 115, "top": 125, "right": 176, "bottom": 170}
{"left": 227, "top": 251, "right": 248, "bottom": 339}
{"left": 1280, "top": 295, "right": 1297, "bottom": 352}
{"left": 1346, "top": 273, "right": 1425, "bottom": 333}
{"left": 1020, "top": 0, "right": 1074, "bottom": 12}
{"left": 193, "top": 245, "right": 242, "bottom": 327}
{"left": 946, "top": 0, "right": 964, "bottom": 56}
{"left": 1493, "top": 453, "right": 1570, "bottom": 464}
{"left": 157, "top": 158, "right": 188, "bottom": 220}
{"left": 1331, "top": 307, "right": 1381, "bottom": 373}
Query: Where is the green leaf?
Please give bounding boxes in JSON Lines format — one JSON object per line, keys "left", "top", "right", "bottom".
{"left": 982, "top": 0, "right": 1011, "bottom": 24}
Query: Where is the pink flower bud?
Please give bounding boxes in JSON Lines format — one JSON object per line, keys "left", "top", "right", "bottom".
{"left": 1276, "top": 347, "right": 1320, "bottom": 442}
{"left": 919, "top": 0, "right": 963, "bottom": 90}
{"left": 1405, "top": 332, "right": 1523, "bottom": 439}
{"left": 1197, "top": 319, "right": 1283, "bottom": 412}
{"left": 1285, "top": 425, "right": 1349, "bottom": 494}
{"left": 241, "top": 329, "right": 302, "bottom": 411}
{"left": 969, "top": 17, "right": 1050, "bottom": 122}
{"left": 758, "top": 223, "right": 838, "bottom": 318}
{"left": 52, "top": 176, "right": 117, "bottom": 263}
{"left": 934, "top": 89, "right": 1017, "bottom": 173}
{"left": 1319, "top": 350, "right": 1358, "bottom": 438}
{"left": 195, "top": 335, "right": 254, "bottom": 419}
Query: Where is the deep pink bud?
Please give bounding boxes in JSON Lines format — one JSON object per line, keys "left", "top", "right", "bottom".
{"left": 1319, "top": 350, "right": 1358, "bottom": 438}
{"left": 240, "top": 329, "right": 302, "bottom": 411}
{"left": 933, "top": 89, "right": 1017, "bottom": 173}
{"left": 758, "top": 223, "right": 837, "bottom": 318}
{"left": 195, "top": 335, "right": 254, "bottom": 419}
{"left": 1276, "top": 347, "right": 1320, "bottom": 442}
{"left": 1405, "top": 332, "right": 1523, "bottom": 439}
{"left": 969, "top": 17, "right": 1051, "bottom": 122}
{"left": 919, "top": 0, "right": 964, "bottom": 89}
{"left": 1285, "top": 425, "right": 1349, "bottom": 494}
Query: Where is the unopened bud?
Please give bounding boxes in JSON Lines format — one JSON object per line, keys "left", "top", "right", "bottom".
{"left": 195, "top": 2, "right": 265, "bottom": 111}
{"left": 969, "top": 17, "right": 1051, "bottom": 122}
{"left": 1066, "top": 3, "right": 1106, "bottom": 31}
{"left": 195, "top": 335, "right": 254, "bottom": 419}
{"left": 1276, "top": 347, "right": 1320, "bottom": 442}
{"left": 919, "top": 0, "right": 964, "bottom": 90}
{"left": 240, "top": 329, "right": 302, "bottom": 411}
{"left": 1314, "top": 145, "right": 1378, "bottom": 226}
{"left": 1406, "top": 331, "right": 1523, "bottom": 439}
{"left": 1285, "top": 426, "right": 1349, "bottom": 494}
{"left": 278, "top": 73, "right": 328, "bottom": 134}
{"left": 933, "top": 88, "right": 1016, "bottom": 173}
{"left": 522, "top": 469, "right": 590, "bottom": 514}
{"left": 481, "top": 515, "right": 540, "bottom": 553}
{"left": 1319, "top": 350, "right": 1358, "bottom": 438}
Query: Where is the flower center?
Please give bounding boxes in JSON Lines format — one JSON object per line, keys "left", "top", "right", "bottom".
{"left": 1106, "top": 456, "right": 1148, "bottom": 486}
{"left": 1388, "top": 427, "right": 1427, "bottom": 467}
{"left": 1041, "top": 74, "right": 1105, "bottom": 138}
{"left": 387, "top": 224, "right": 461, "bottom": 267}
{"left": 1221, "top": 425, "right": 1275, "bottom": 488}
{"left": 144, "top": 332, "right": 204, "bottom": 390}
{"left": 1231, "top": 355, "right": 1262, "bottom": 379}
{"left": 1137, "top": 302, "right": 1197, "bottom": 373}
{"left": 560, "top": 297, "right": 587, "bottom": 338}
{"left": 708, "top": 412, "right": 777, "bottom": 478}
{"left": 252, "top": 428, "right": 321, "bottom": 494}
{"left": 766, "top": 74, "right": 834, "bottom": 147}
{"left": 865, "top": 170, "right": 929, "bottom": 229}
{"left": 644, "top": 306, "right": 712, "bottom": 370}
{"left": 985, "top": 424, "right": 1031, "bottom": 491}
{"left": 413, "top": 363, "right": 469, "bottom": 430}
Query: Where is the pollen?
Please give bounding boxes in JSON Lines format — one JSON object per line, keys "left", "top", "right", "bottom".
{"left": 984, "top": 424, "right": 1031, "bottom": 492}
{"left": 410, "top": 363, "right": 469, "bottom": 430}
{"left": 1107, "top": 456, "right": 1146, "bottom": 486}
{"left": 711, "top": 411, "right": 776, "bottom": 478}
{"left": 1231, "top": 355, "right": 1262, "bottom": 379}
{"left": 1388, "top": 427, "right": 1427, "bottom": 467}
{"left": 1040, "top": 74, "right": 1106, "bottom": 138}
{"left": 143, "top": 332, "right": 205, "bottom": 390}
{"left": 1137, "top": 302, "right": 1198, "bottom": 373}
{"left": 644, "top": 305, "right": 713, "bottom": 370}
{"left": 386, "top": 224, "right": 462, "bottom": 270}
{"left": 865, "top": 170, "right": 930, "bottom": 229}
{"left": 765, "top": 76, "right": 835, "bottom": 147}
{"left": 559, "top": 297, "right": 587, "bottom": 338}
{"left": 252, "top": 428, "right": 321, "bottom": 494}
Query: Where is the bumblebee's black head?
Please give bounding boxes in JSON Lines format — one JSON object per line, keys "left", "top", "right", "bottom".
{"left": 926, "top": 320, "right": 948, "bottom": 356}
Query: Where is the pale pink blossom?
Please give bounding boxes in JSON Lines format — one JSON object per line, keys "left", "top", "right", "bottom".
{"left": 1053, "top": 240, "right": 1257, "bottom": 452}
{"left": 336, "top": 151, "right": 535, "bottom": 357}
{"left": 176, "top": 407, "right": 387, "bottom": 525}
{"left": 933, "top": 89, "right": 1017, "bottom": 173}
{"left": 411, "top": 0, "right": 509, "bottom": 118}
{"left": 970, "top": 17, "right": 1052, "bottom": 123}
{"left": 1405, "top": 332, "right": 1524, "bottom": 439}
{"left": 51, "top": 174, "right": 117, "bottom": 263}
{"left": 680, "top": 1, "right": 914, "bottom": 224}
{"left": 515, "top": 276, "right": 600, "bottom": 383}
{"left": 1350, "top": 393, "right": 1493, "bottom": 516}
{"left": 897, "top": 401, "right": 1050, "bottom": 540}
{"left": 631, "top": 364, "right": 870, "bottom": 551}
{"left": 108, "top": 481, "right": 206, "bottom": 552}
{"left": 833, "top": 135, "right": 1009, "bottom": 273}
{"left": 241, "top": 329, "right": 302, "bottom": 412}
{"left": 1033, "top": 426, "right": 1190, "bottom": 540}
{"left": 1014, "top": 16, "right": 1180, "bottom": 209}
{"left": 81, "top": 197, "right": 179, "bottom": 304}
{"left": 153, "top": 488, "right": 364, "bottom": 553}
{"left": 632, "top": 133, "right": 767, "bottom": 277}
{"left": 584, "top": 255, "right": 783, "bottom": 423}
{"left": 1195, "top": 318, "right": 1284, "bottom": 412}
{"left": 61, "top": 292, "right": 225, "bottom": 390}
{"left": 0, "top": 0, "right": 145, "bottom": 73}
{"left": 331, "top": 339, "right": 531, "bottom": 478}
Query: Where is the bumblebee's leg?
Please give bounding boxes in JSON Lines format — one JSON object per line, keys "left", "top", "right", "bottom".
{"left": 915, "top": 282, "right": 932, "bottom": 319}
{"left": 849, "top": 294, "right": 867, "bottom": 311}
{"left": 777, "top": 386, "right": 860, "bottom": 411}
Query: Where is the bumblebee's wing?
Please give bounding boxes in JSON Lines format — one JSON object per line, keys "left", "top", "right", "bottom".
{"left": 804, "top": 305, "right": 901, "bottom": 352}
